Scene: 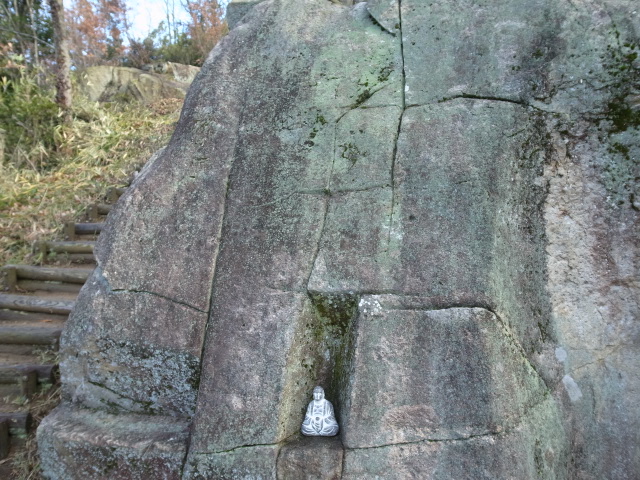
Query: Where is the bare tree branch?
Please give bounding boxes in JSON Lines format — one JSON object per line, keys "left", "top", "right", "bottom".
{"left": 0, "top": 26, "right": 54, "bottom": 48}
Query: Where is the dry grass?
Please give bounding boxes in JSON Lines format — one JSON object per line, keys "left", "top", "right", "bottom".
{"left": 0, "top": 97, "right": 183, "bottom": 266}
{"left": 6, "top": 384, "right": 61, "bottom": 480}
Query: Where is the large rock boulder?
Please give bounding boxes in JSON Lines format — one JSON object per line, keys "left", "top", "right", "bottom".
{"left": 39, "top": 0, "right": 639, "bottom": 478}
{"left": 77, "top": 65, "right": 199, "bottom": 103}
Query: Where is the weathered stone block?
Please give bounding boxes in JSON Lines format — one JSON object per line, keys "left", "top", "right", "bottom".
{"left": 341, "top": 302, "right": 552, "bottom": 448}
{"left": 37, "top": 406, "right": 189, "bottom": 480}
{"left": 77, "top": 66, "right": 193, "bottom": 104}
{"left": 277, "top": 436, "right": 344, "bottom": 480}
{"left": 61, "top": 268, "right": 206, "bottom": 417}
{"left": 400, "top": 0, "right": 562, "bottom": 104}
{"left": 392, "top": 101, "right": 549, "bottom": 349}
{"left": 38, "top": 0, "right": 640, "bottom": 478}
{"left": 95, "top": 23, "right": 252, "bottom": 314}
{"left": 184, "top": 445, "right": 279, "bottom": 480}
{"left": 309, "top": 188, "right": 395, "bottom": 293}
{"left": 188, "top": 292, "right": 316, "bottom": 453}
{"left": 342, "top": 396, "right": 567, "bottom": 479}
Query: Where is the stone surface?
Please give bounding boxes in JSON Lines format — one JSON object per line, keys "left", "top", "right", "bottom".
{"left": 186, "top": 0, "right": 404, "bottom": 469}
{"left": 77, "top": 66, "right": 195, "bottom": 103}
{"left": 37, "top": 405, "right": 189, "bottom": 480}
{"left": 400, "top": 0, "right": 563, "bottom": 105}
{"left": 277, "top": 435, "right": 344, "bottom": 480}
{"left": 226, "top": 0, "right": 264, "bottom": 29}
{"left": 40, "top": 0, "right": 639, "bottom": 478}
{"left": 60, "top": 267, "right": 206, "bottom": 417}
{"left": 544, "top": 104, "right": 640, "bottom": 478}
{"left": 166, "top": 62, "right": 201, "bottom": 83}
{"left": 341, "top": 304, "right": 552, "bottom": 448}
{"left": 390, "top": 100, "right": 550, "bottom": 350}
{"left": 366, "top": 0, "right": 399, "bottom": 35}
{"left": 184, "top": 445, "right": 280, "bottom": 480}
{"left": 342, "top": 395, "right": 568, "bottom": 479}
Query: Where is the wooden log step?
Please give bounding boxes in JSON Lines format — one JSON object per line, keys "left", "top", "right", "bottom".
{"left": 17, "top": 280, "right": 83, "bottom": 294}
{"left": 0, "top": 266, "right": 17, "bottom": 291}
{"left": 0, "top": 309, "right": 67, "bottom": 324}
{"left": 22, "top": 371, "right": 37, "bottom": 397}
{"left": 105, "top": 187, "right": 127, "bottom": 203}
{"left": 74, "top": 222, "right": 104, "bottom": 235}
{"left": 85, "top": 203, "right": 113, "bottom": 221}
{"left": 46, "top": 241, "right": 95, "bottom": 254}
{"left": 96, "top": 203, "right": 112, "bottom": 215}
{"left": 0, "top": 383, "right": 22, "bottom": 401}
{"left": 0, "top": 350, "right": 43, "bottom": 367}
{"left": 0, "top": 324, "right": 62, "bottom": 345}
{"left": 0, "top": 420, "right": 8, "bottom": 459}
{"left": 85, "top": 204, "right": 99, "bottom": 221}
{"left": 0, "top": 293, "right": 74, "bottom": 315}
{"left": 0, "top": 365, "right": 57, "bottom": 384}
{"left": 64, "top": 222, "right": 104, "bottom": 240}
{"left": 0, "top": 412, "right": 32, "bottom": 435}
{"left": 0, "top": 370, "right": 38, "bottom": 397}
{"left": 5, "top": 265, "right": 92, "bottom": 284}
{"left": 0, "top": 344, "right": 42, "bottom": 356}
{"left": 52, "top": 253, "right": 96, "bottom": 263}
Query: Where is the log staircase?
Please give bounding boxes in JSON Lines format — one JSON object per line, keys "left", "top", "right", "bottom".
{"left": 0, "top": 187, "right": 125, "bottom": 471}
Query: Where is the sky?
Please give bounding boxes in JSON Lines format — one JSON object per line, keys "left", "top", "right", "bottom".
{"left": 128, "top": 0, "right": 190, "bottom": 39}
{"left": 128, "top": 0, "right": 230, "bottom": 39}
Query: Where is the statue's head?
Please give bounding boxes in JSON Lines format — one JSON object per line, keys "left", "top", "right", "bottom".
{"left": 313, "top": 386, "right": 325, "bottom": 401}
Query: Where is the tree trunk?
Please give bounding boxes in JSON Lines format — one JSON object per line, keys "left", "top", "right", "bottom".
{"left": 48, "top": 0, "right": 72, "bottom": 122}
{"left": 0, "top": 128, "right": 5, "bottom": 166}
{"left": 26, "top": 0, "right": 39, "bottom": 69}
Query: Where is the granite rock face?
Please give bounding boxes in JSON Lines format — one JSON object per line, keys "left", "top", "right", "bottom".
{"left": 39, "top": 0, "right": 639, "bottom": 478}
{"left": 77, "top": 65, "right": 197, "bottom": 103}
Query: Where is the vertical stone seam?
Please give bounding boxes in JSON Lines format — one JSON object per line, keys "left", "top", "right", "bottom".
{"left": 338, "top": 5, "right": 406, "bottom": 474}
{"left": 179, "top": 90, "right": 249, "bottom": 478}
{"left": 387, "top": 0, "right": 406, "bottom": 248}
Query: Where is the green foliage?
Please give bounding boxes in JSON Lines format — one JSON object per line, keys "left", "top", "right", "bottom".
{"left": 125, "top": 21, "right": 201, "bottom": 67}
{"left": 125, "top": 0, "right": 229, "bottom": 68}
{"left": 0, "top": 0, "right": 53, "bottom": 63}
{"left": 156, "top": 32, "right": 201, "bottom": 65}
{"left": 0, "top": 67, "right": 60, "bottom": 170}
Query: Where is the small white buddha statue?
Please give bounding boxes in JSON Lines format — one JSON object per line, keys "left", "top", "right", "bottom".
{"left": 301, "top": 386, "right": 339, "bottom": 436}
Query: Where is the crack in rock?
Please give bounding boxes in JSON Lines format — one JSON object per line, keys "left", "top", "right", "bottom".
{"left": 387, "top": 0, "right": 406, "bottom": 247}
{"left": 95, "top": 266, "right": 207, "bottom": 313}
{"left": 111, "top": 288, "right": 207, "bottom": 314}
